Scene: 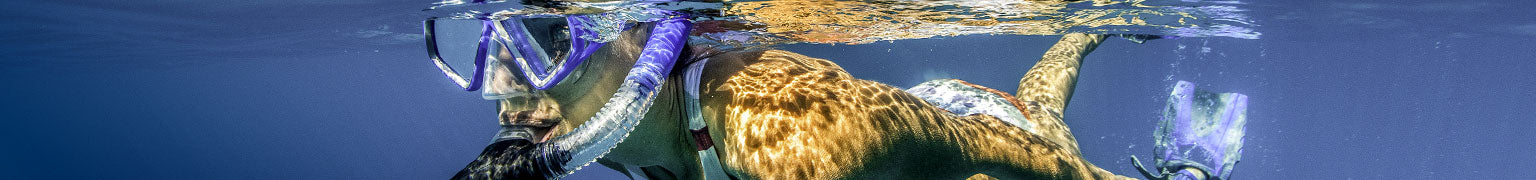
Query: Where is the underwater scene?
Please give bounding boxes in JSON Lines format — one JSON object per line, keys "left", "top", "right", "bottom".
{"left": 2, "top": 0, "right": 1532, "bottom": 179}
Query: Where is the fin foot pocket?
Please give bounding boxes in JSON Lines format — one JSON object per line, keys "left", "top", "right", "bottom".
{"left": 1114, "top": 34, "right": 1170, "bottom": 44}
{"left": 1134, "top": 80, "right": 1247, "bottom": 180}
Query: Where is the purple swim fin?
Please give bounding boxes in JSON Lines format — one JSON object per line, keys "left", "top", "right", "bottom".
{"left": 1133, "top": 81, "right": 1248, "bottom": 180}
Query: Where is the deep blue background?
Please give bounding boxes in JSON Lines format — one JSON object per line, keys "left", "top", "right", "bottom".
{"left": 4, "top": 0, "right": 1534, "bottom": 179}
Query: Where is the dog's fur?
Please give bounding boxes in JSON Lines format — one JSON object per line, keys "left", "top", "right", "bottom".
{"left": 490, "top": 21, "right": 1132, "bottom": 179}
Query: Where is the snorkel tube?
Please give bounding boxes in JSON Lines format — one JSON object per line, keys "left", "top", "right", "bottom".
{"left": 454, "top": 10, "right": 691, "bottom": 180}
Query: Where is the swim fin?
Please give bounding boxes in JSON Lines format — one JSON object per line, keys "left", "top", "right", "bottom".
{"left": 1114, "top": 34, "right": 1171, "bottom": 44}
{"left": 1132, "top": 80, "right": 1247, "bottom": 180}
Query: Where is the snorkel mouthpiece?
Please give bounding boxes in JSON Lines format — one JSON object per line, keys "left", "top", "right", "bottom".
{"left": 453, "top": 134, "right": 570, "bottom": 180}
{"left": 455, "top": 9, "right": 691, "bottom": 180}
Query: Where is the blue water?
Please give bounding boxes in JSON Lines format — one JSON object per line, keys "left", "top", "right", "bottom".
{"left": 4, "top": 0, "right": 1534, "bottom": 179}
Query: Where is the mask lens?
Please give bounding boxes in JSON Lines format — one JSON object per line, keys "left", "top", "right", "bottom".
{"left": 516, "top": 17, "right": 571, "bottom": 65}
{"left": 496, "top": 16, "right": 577, "bottom": 88}
{"left": 482, "top": 46, "right": 534, "bottom": 100}
{"left": 427, "top": 19, "right": 491, "bottom": 90}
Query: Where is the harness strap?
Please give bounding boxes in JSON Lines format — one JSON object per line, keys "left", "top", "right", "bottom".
{"left": 683, "top": 58, "right": 730, "bottom": 179}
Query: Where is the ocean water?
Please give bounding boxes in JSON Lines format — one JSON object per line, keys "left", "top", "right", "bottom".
{"left": 3, "top": 0, "right": 1534, "bottom": 179}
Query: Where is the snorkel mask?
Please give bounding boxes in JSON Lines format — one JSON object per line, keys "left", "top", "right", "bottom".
{"left": 422, "top": 1, "right": 691, "bottom": 179}
{"left": 427, "top": 5, "right": 641, "bottom": 92}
